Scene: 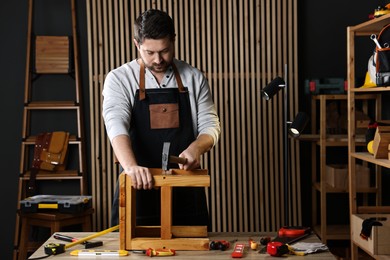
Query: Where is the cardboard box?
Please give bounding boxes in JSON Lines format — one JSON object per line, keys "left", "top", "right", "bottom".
{"left": 326, "top": 164, "right": 370, "bottom": 189}
{"left": 372, "top": 126, "right": 390, "bottom": 159}
{"left": 351, "top": 214, "right": 390, "bottom": 255}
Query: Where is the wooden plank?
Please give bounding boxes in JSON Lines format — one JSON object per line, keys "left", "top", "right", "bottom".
{"left": 373, "top": 126, "right": 390, "bottom": 159}
{"left": 70, "top": 0, "right": 81, "bottom": 104}
{"left": 259, "top": 0, "right": 266, "bottom": 232}
{"left": 34, "top": 36, "right": 69, "bottom": 74}
{"left": 248, "top": 0, "right": 256, "bottom": 231}
{"left": 94, "top": 1, "right": 107, "bottom": 230}
{"left": 135, "top": 226, "right": 208, "bottom": 238}
{"left": 217, "top": 0, "right": 226, "bottom": 232}
{"left": 129, "top": 237, "right": 209, "bottom": 251}
{"left": 101, "top": 0, "right": 109, "bottom": 229}
{"left": 160, "top": 186, "right": 172, "bottom": 239}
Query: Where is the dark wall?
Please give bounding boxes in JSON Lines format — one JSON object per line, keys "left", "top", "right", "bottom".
{"left": 0, "top": 0, "right": 387, "bottom": 259}
{"left": 1, "top": 1, "right": 29, "bottom": 259}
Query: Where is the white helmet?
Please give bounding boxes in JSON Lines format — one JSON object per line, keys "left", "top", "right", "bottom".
{"left": 368, "top": 53, "right": 376, "bottom": 82}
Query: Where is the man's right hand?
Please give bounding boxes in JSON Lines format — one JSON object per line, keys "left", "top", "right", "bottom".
{"left": 124, "top": 165, "right": 153, "bottom": 190}
{"left": 111, "top": 135, "right": 153, "bottom": 190}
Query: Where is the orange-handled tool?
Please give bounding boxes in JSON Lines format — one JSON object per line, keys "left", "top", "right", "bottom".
{"left": 145, "top": 248, "right": 176, "bottom": 257}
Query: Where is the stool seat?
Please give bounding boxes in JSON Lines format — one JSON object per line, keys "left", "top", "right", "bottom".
{"left": 16, "top": 208, "right": 93, "bottom": 260}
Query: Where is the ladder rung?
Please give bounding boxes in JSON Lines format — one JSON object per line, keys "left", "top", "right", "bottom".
{"left": 25, "top": 101, "right": 78, "bottom": 108}
{"left": 20, "top": 170, "right": 81, "bottom": 179}
{"left": 24, "top": 135, "right": 79, "bottom": 143}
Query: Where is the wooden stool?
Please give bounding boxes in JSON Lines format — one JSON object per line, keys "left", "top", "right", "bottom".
{"left": 119, "top": 169, "right": 210, "bottom": 251}
{"left": 17, "top": 208, "right": 93, "bottom": 260}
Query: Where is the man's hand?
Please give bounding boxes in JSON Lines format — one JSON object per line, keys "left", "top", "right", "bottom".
{"left": 111, "top": 135, "right": 153, "bottom": 190}
{"left": 124, "top": 165, "right": 153, "bottom": 190}
{"left": 178, "top": 134, "right": 214, "bottom": 170}
{"left": 179, "top": 147, "right": 201, "bottom": 170}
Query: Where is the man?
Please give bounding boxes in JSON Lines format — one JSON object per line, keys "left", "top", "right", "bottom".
{"left": 102, "top": 9, "right": 220, "bottom": 227}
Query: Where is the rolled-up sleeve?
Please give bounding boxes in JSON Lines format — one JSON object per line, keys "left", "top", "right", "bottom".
{"left": 102, "top": 69, "right": 134, "bottom": 142}
{"left": 188, "top": 68, "right": 221, "bottom": 147}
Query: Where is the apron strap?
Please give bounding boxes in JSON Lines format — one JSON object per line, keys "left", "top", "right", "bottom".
{"left": 139, "top": 61, "right": 146, "bottom": 100}
{"left": 172, "top": 63, "right": 186, "bottom": 92}
{"left": 138, "top": 60, "right": 185, "bottom": 101}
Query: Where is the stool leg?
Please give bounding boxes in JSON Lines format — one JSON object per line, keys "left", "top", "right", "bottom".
{"left": 82, "top": 214, "right": 91, "bottom": 231}
{"left": 18, "top": 217, "right": 29, "bottom": 260}
{"left": 161, "top": 186, "right": 172, "bottom": 239}
{"left": 51, "top": 221, "right": 61, "bottom": 233}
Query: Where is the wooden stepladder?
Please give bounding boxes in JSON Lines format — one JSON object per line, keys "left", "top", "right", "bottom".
{"left": 119, "top": 168, "right": 210, "bottom": 251}
{"left": 13, "top": 0, "right": 90, "bottom": 259}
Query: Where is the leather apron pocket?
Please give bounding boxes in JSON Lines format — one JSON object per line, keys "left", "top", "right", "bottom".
{"left": 149, "top": 103, "right": 179, "bottom": 129}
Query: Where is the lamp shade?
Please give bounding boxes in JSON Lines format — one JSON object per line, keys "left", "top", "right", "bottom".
{"left": 289, "top": 112, "right": 309, "bottom": 137}
{"left": 261, "top": 76, "right": 285, "bottom": 100}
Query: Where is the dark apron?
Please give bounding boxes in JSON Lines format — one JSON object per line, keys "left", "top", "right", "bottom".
{"left": 111, "top": 61, "right": 208, "bottom": 227}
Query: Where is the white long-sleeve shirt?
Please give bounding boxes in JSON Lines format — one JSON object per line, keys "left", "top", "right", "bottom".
{"left": 102, "top": 58, "right": 220, "bottom": 146}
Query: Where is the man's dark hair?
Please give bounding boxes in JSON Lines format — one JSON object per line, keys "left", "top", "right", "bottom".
{"left": 134, "top": 9, "right": 175, "bottom": 44}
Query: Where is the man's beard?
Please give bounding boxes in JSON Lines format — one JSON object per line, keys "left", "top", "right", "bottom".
{"left": 145, "top": 60, "right": 171, "bottom": 73}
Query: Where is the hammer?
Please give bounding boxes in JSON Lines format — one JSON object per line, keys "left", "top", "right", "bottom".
{"left": 162, "top": 142, "right": 187, "bottom": 173}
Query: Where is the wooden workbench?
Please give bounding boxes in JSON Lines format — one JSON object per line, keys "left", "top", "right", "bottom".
{"left": 28, "top": 232, "right": 337, "bottom": 259}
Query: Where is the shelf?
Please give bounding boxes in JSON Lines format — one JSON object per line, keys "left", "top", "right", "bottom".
{"left": 351, "top": 86, "right": 390, "bottom": 92}
{"left": 313, "top": 183, "right": 378, "bottom": 193}
{"left": 347, "top": 14, "right": 390, "bottom": 260}
{"left": 314, "top": 182, "right": 347, "bottom": 193}
{"left": 351, "top": 152, "right": 390, "bottom": 168}
{"left": 349, "top": 13, "right": 390, "bottom": 35}
{"left": 357, "top": 206, "right": 390, "bottom": 214}
{"left": 310, "top": 94, "right": 355, "bottom": 244}
{"left": 313, "top": 225, "right": 350, "bottom": 240}
{"left": 299, "top": 134, "right": 365, "bottom": 146}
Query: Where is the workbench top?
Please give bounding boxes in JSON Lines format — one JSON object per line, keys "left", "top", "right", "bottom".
{"left": 29, "top": 232, "right": 337, "bottom": 259}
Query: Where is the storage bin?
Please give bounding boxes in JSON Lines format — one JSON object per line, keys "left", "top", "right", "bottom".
{"left": 326, "top": 164, "right": 370, "bottom": 189}
{"left": 20, "top": 195, "right": 92, "bottom": 213}
{"left": 351, "top": 214, "right": 390, "bottom": 255}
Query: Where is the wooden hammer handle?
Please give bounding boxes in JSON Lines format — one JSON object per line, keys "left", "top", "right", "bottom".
{"left": 169, "top": 156, "right": 187, "bottom": 165}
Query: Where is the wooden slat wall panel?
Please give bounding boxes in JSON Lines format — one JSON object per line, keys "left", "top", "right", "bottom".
{"left": 86, "top": 0, "right": 301, "bottom": 232}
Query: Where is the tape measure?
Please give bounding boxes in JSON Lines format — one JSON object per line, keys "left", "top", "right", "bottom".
{"left": 42, "top": 225, "right": 119, "bottom": 257}
{"left": 44, "top": 243, "right": 65, "bottom": 255}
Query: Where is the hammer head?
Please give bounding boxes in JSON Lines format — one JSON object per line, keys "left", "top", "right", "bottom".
{"left": 162, "top": 142, "right": 171, "bottom": 172}
{"left": 162, "top": 142, "right": 188, "bottom": 173}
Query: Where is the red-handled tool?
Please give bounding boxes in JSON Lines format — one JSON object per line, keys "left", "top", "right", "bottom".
{"left": 231, "top": 243, "right": 246, "bottom": 258}
{"left": 278, "top": 226, "right": 311, "bottom": 237}
{"left": 267, "top": 241, "right": 290, "bottom": 257}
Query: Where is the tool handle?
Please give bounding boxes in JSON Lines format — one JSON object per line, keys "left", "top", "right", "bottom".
{"left": 65, "top": 225, "right": 119, "bottom": 249}
{"left": 54, "top": 234, "right": 77, "bottom": 242}
{"left": 169, "top": 155, "right": 187, "bottom": 165}
{"left": 231, "top": 243, "right": 245, "bottom": 258}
